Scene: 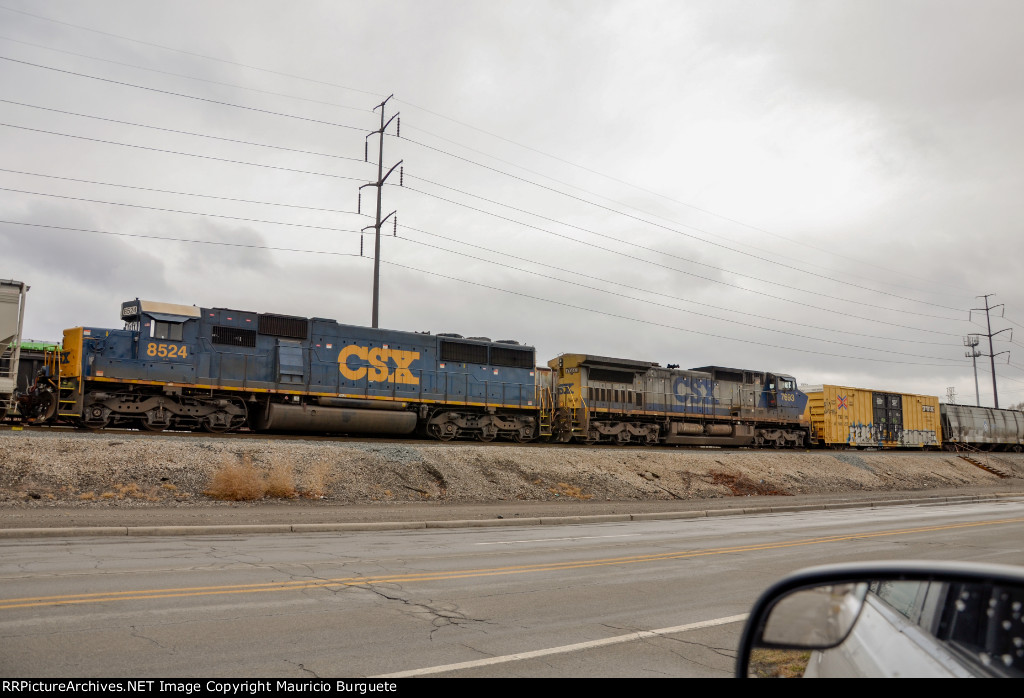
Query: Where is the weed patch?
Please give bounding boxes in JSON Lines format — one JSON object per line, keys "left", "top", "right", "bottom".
{"left": 710, "top": 471, "right": 790, "bottom": 496}
{"left": 548, "top": 482, "right": 593, "bottom": 500}
{"left": 205, "top": 456, "right": 266, "bottom": 501}
{"left": 264, "top": 460, "right": 297, "bottom": 499}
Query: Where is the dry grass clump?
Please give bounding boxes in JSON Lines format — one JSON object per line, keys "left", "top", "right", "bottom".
{"left": 264, "top": 460, "right": 297, "bottom": 499}
{"left": 548, "top": 482, "right": 593, "bottom": 500}
{"left": 205, "top": 455, "right": 267, "bottom": 501}
{"left": 205, "top": 455, "right": 326, "bottom": 501}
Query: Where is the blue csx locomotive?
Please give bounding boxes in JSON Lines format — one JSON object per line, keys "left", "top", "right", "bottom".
{"left": 24, "top": 298, "right": 810, "bottom": 446}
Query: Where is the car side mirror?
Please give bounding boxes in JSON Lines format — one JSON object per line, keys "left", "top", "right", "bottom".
{"left": 736, "top": 561, "right": 1024, "bottom": 678}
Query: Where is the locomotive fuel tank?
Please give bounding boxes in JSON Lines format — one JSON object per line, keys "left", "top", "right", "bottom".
{"left": 250, "top": 401, "right": 418, "bottom": 434}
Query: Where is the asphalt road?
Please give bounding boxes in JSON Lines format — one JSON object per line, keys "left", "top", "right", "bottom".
{"left": 3, "top": 497, "right": 1023, "bottom": 677}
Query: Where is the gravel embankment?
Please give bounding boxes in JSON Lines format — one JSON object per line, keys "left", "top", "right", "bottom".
{"left": 1, "top": 430, "right": 1022, "bottom": 515}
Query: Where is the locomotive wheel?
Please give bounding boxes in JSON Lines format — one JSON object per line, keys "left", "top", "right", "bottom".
{"left": 82, "top": 404, "right": 110, "bottom": 429}
{"left": 140, "top": 421, "right": 169, "bottom": 432}
{"left": 37, "top": 391, "right": 58, "bottom": 422}
{"left": 509, "top": 426, "right": 533, "bottom": 443}
{"left": 202, "top": 412, "right": 234, "bottom": 433}
{"left": 475, "top": 421, "right": 499, "bottom": 442}
{"left": 431, "top": 422, "right": 459, "bottom": 441}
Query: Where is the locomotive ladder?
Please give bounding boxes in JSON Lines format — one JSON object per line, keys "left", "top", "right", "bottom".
{"left": 42, "top": 348, "right": 82, "bottom": 419}
{"left": 57, "top": 377, "right": 81, "bottom": 418}
{"left": 560, "top": 387, "right": 590, "bottom": 439}
{"left": 538, "top": 386, "right": 554, "bottom": 437}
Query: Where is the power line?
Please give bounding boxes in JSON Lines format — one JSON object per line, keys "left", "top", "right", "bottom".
{"left": 0, "top": 219, "right": 363, "bottom": 258}
{"left": 0, "top": 122, "right": 368, "bottom": 181}
{"left": 392, "top": 233, "right": 959, "bottom": 362}
{"left": 400, "top": 100, "right": 949, "bottom": 290}
{"left": 0, "top": 187, "right": 368, "bottom": 234}
{"left": 378, "top": 256, "right": 964, "bottom": 367}
{"left": 0, "top": 5, "right": 970, "bottom": 300}
{"left": 0, "top": 5, "right": 383, "bottom": 98}
{"left": 0, "top": 165, "right": 965, "bottom": 350}
{"left": 12, "top": 92, "right": 947, "bottom": 318}
{"left": 397, "top": 222, "right": 958, "bottom": 346}
{"left": 401, "top": 133, "right": 968, "bottom": 303}
{"left": 7, "top": 83, "right": 962, "bottom": 317}
{"left": 0, "top": 163, "right": 964, "bottom": 350}
{"left": 402, "top": 174, "right": 966, "bottom": 318}
{"left": 0, "top": 168, "right": 357, "bottom": 214}
{"left": 7, "top": 92, "right": 965, "bottom": 327}
{"left": 0, "top": 55, "right": 369, "bottom": 131}
{"left": 401, "top": 184, "right": 967, "bottom": 332}
{"left": 0, "top": 34, "right": 371, "bottom": 114}
{"left": 0, "top": 218, "right": 966, "bottom": 368}
{"left": 0, "top": 98, "right": 366, "bottom": 162}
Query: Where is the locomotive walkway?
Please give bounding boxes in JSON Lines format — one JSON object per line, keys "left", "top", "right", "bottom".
{"left": 2, "top": 485, "right": 1022, "bottom": 539}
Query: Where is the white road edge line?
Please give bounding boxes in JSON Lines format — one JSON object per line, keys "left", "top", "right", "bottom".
{"left": 475, "top": 534, "right": 642, "bottom": 545}
{"left": 372, "top": 613, "right": 749, "bottom": 678}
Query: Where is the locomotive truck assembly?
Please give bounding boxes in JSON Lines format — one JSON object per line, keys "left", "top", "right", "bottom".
{"left": 4, "top": 292, "right": 1023, "bottom": 451}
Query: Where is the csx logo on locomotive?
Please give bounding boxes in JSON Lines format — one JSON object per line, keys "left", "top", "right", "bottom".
{"left": 337, "top": 345, "right": 420, "bottom": 385}
{"left": 672, "top": 376, "right": 716, "bottom": 403}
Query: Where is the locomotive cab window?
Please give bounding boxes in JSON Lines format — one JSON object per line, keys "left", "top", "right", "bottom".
{"left": 152, "top": 320, "right": 183, "bottom": 341}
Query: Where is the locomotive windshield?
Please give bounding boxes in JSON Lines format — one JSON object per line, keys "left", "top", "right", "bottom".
{"left": 152, "top": 321, "right": 183, "bottom": 341}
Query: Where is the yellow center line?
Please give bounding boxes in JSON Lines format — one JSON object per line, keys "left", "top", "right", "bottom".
{"left": 3, "top": 516, "right": 1022, "bottom": 610}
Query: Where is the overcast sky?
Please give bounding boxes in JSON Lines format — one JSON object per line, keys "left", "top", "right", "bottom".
{"left": 1, "top": 0, "right": 1022, "bottom": 406}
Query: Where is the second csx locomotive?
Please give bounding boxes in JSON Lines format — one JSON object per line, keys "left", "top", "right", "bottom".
{"left": 23, "top": 296, "right": 811, "bottom": 446}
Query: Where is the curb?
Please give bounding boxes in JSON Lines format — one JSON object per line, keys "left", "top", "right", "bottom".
{"left": 0, "top": 493, "right": 1019, "bottom": 540}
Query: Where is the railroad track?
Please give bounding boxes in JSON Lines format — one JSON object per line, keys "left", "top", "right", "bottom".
{"left": 5, "top": 423, "right": 1012, "bottom": 459}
